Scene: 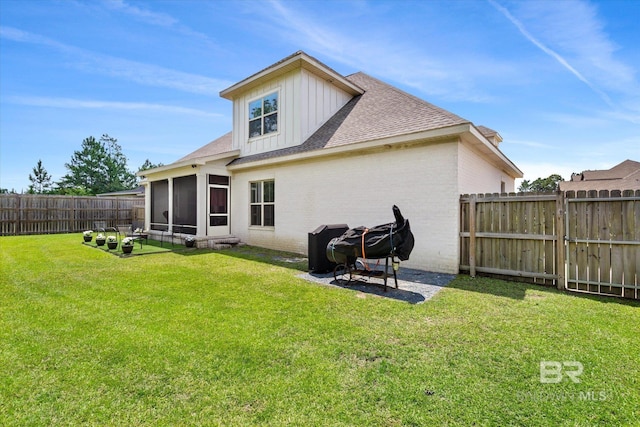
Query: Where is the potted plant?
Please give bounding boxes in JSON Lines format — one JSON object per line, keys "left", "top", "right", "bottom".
{"left": 184, "top": 236, "right": 196, "bottom": 248}
{"left": 95, "top": 233, "right": 106, "bottom": 246}
{"left": 121, "top": 237, "right": 134, "bottom": 254}
{"left": 106, "top": 235, "right": 118, "bottom": 250}
{"left": 83, "top": 230, "right": 93, "bottom": 243}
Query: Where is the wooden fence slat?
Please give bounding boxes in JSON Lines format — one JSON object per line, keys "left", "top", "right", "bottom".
{"left": 460, "top": 190, "right": 638, "bottom": 300}
{"left": 622, "top": 190, "right": 637, "bottom": 298}
{"left": 609, "top": 191, "right": 624, "bottom": 296}
{"left": 586, "top": 190, "right": 599, "bottom": 293}
{"left": 0, "top": 195, "right": 144, "bottom": 236}
{"left": 556, "top": 192, "right": 565, "bottom": 290}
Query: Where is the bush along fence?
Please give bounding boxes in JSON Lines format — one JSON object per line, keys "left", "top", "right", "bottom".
{"left": 0, "top": 194, "right": 144, "bottom": 236}
{"left": 460, "top": 190, "right": 640, "bottom": 300}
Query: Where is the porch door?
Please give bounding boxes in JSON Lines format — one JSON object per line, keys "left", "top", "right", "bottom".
{"left": 208, "top": 175, "right": 230, "bottom": 236}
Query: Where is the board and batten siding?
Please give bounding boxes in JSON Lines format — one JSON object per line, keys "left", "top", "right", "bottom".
{"left": 231, "top": 68, "right": 353, "bottom": 157}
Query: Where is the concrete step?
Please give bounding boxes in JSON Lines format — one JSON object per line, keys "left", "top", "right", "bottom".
{"left": 207, "top": 236, "right": 243, "bottom": 250}
{"left": 210, "top": 236, "right": 241, "bottom": 245}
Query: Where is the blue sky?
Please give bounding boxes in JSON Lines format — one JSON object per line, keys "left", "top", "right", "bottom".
{"left": 1, "top": 0, "right": 639, "bottom": 192}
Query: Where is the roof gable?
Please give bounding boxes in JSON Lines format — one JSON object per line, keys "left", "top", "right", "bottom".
{"left": 220, "top": 51, "right": 364, "bottom": 100}
{"left": 230, "top": 72, "right": 471, "bottom": 165}
{"left": 150, "top": 52, "right": 521, "bottom": 179}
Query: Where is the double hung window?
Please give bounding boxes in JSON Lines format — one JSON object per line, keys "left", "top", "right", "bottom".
{"left": 249, "top": 92, "right": 278, "bottom": 138}
{"left": 250, "top": 180, "right": 275, "bottom": 227}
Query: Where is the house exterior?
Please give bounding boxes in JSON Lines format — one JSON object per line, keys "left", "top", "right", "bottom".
{"left": 559, "top": 159, "right": 640, "bottom": 192}
{"left": 138, "top": 51, "right": 522, "bottom": 273}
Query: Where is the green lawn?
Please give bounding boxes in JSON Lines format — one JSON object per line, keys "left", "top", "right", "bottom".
{"left": 1, "top": 233, "right": 638, "bottom": 426}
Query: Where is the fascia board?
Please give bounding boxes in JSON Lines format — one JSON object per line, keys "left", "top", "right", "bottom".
{"left": 465, "top": 127, "right": 523, "bottom": 178}
{"left": 136, "top": 150, "right": 241, "bottom": 177}
{"left": 226, "top": 124, "right": 471, "bottom": 171}
{"left": 220, "top": 52, "right": 363, "bottom": 100}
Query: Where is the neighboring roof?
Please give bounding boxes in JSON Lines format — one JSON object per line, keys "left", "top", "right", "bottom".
{"left": 559, "top": 159, "right": 640, "bottom": 191}
{"left": 229, "top": 72, "right": 471, "bottom": 165}
{"left": 220, "top": 51, "right": 364, "bottom": 100}
{"left": 177, "top": 132, "right": 233, "bottom": 163}
{"left": 97, "top": 185, "right": 145, "bottom": 197}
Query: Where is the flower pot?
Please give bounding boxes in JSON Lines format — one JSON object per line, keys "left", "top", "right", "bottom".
{"left": 83, "top": 236, "right": 92, "bottom": 242}
{"left": 107, "top": 242, "right": 118, "bottom": 250}
{"left": 185, "top": 239, "right": 195, "bottom": 248}
{"left": 96, "top": 238, "right": 106, "bottom": 246}
{"left": 122, "top": 245, "right": 133, "bottom": 254}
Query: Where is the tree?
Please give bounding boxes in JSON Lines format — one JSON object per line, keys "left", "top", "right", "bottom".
{"left": 27, "top": 159, "right": 53, "bottom": 194}
{"left": 518, "top": 174, "right": 563, "bottom": 192}
{"left": 138, "top": 159, "right": 164, "bottom": 173}
{"left": 57, "top": 134, "right": 137, "bottom": 195}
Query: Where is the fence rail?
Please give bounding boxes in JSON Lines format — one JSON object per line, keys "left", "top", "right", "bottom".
{"left": 460, "top": 190, "right": 639, "bottom": 299}
{"left": 0, "top": 194, "right": 144, "bottom": 236}
{"left": 565, "top": 190, "right": 639, "bottom": 299}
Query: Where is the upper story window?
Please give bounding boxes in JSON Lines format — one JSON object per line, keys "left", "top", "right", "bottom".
{"left": 249, "top": 92, "right": 278, "bottom": 138}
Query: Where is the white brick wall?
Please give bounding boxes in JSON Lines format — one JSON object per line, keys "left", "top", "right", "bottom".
{"left": 231, "top": 140, "right": 462, "bottom": 273}
{"left": 458, "top": 143, "right": 516, "bottom": 194}
{"left": 142, "top": 138, "right": 516, "bottom": 275}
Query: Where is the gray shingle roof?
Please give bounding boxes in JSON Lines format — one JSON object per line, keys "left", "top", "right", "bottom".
{"left": 476, "top": 125, "right": 498, "bottom": 138}
{"left": 177, "top": 131, "right": 233, "bottom": 163}
{"left": 230, "top": 72, "right": 470, "bottom": 165}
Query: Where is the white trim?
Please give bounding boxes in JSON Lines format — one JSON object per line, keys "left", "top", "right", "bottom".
{"left": 220, "top": 51, "right": 364, "bottom": 100}
{"left": 247, "top": 88, "right": 281, "bottom": 142}
{"left": 228, "top": 124, "right": 470, "bottom": 171}
{"left": 249, "top": 179, "right": 275, "bottom": 227}
{"left": 228, "top": 123, "right": 522, "bottom": 179}
{"left": 136, "top": 150, "right": 241, "bottom": 177}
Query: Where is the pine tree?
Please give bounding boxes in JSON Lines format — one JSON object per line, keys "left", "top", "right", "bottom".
{"left": 57, "top": 134, "right": 136, "bottom": 195}
{"left": 28, "top": 159, "right": 53, "bottom": 194}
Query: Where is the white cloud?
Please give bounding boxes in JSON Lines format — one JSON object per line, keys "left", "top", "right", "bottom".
{"left": 104, "top": 0, "right": 178, "bottom": 27}
{"left": 0, "top": 26, "right": 231, "bottom": 95}
{"left": 261, "top": 0, "right": 503, "bottom": 103}
{"left": 73, "top": 54, "right": 231, "bottom": 95}
{"left": 8, "top": 96, "right": 222, "bottom": 118}
{"left": 517, "top": 162, "right": 584, "bottom": 184}
{"left": 507, "top": 139, "right": 556, "bottom": 149}
{"left": 491, "top": 0, "right": 640, "bottom": 130}
{"left": 512, "top": 0, "right": 636, "bottom": 92}
{"left": 102, "top": 0, "right": 219, "bottom": 47}
{"left": 489, "top": 0, "right": 614, "bottom": 108}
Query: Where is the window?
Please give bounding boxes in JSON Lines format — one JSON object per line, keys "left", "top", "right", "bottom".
{"left": 249, "top": 92, "right": 278, "bottom": 138}
{"left": 250, "top": 180, "right": 275, "bottom": 227}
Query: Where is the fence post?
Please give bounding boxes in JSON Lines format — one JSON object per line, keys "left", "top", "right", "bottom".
{"left": 16, "top": 194, "right": 22, "bottom": 236}
{"left": 469, "top": 195, "right": 476, "bottom": 277}
{"left": 555, "top": 191, "right": 565, "bottom": 290}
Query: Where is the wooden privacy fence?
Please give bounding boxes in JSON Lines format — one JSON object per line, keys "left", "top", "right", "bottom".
{"left": 0, "top": 194, "right": 145, "bottom": 236}
{"left": 460, "top": 190, "right": 640, "bottom": 300}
